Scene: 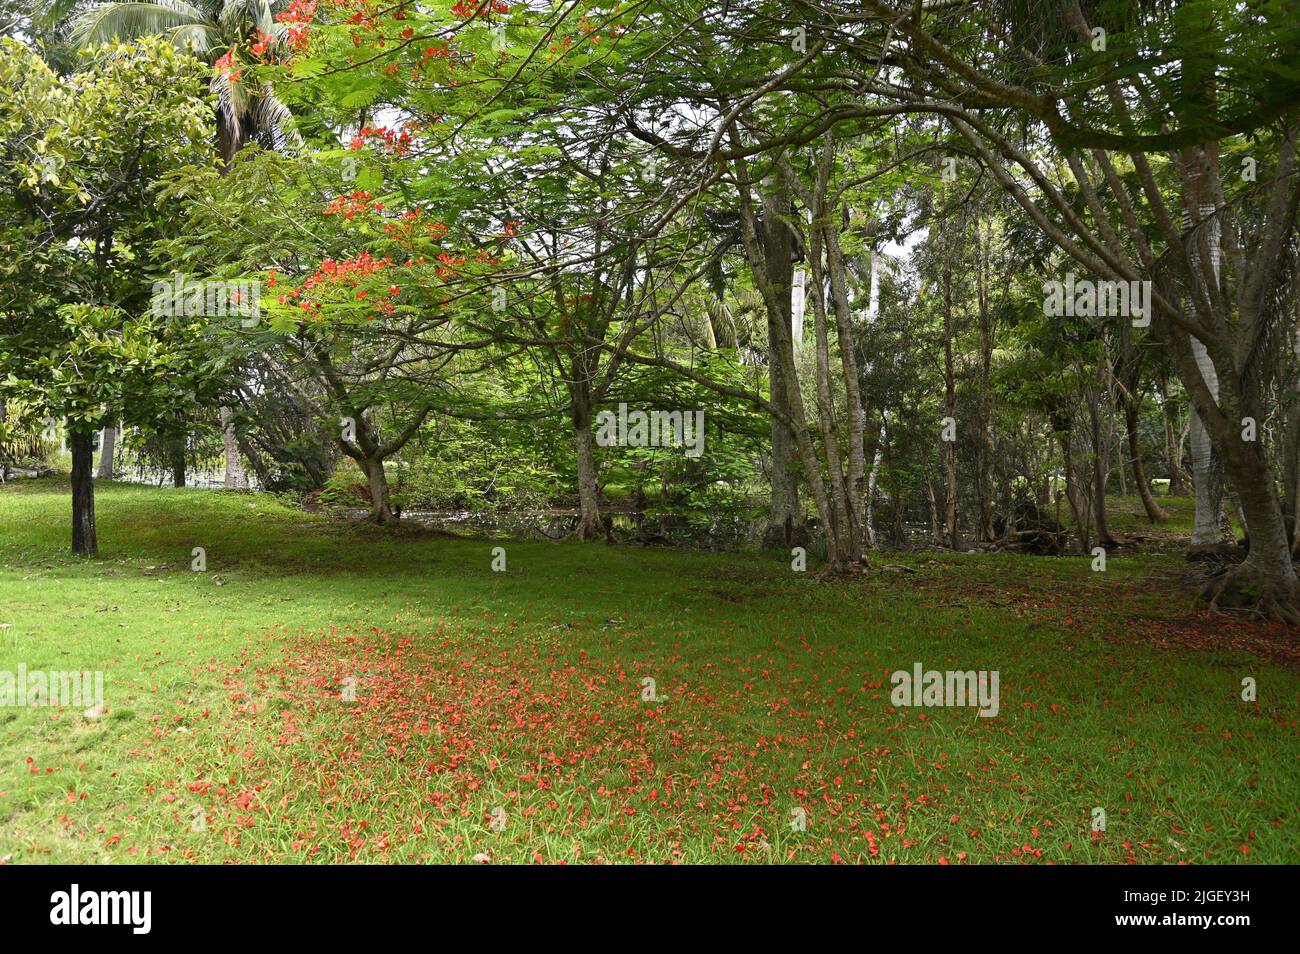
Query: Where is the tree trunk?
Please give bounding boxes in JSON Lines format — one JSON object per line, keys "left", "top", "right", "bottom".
{"left": 941, "top": 233, "right": 960, "bottom": 549}
{"left": 1212, "top": 440, "right": 1298, "bottom": 620}
{"left": 822, "top": 211, "right": 868, "bottom": 552}
{"left": 362, "top": 456, "right": 396, "bottom": 524}
{"left": 760, "top": 178, "right": 805, "bottom": 548}
{"left": 974, "top": 223, "right": 996, "bottom": 542}
{"left": 1056, "top": 421, "right": 1090, "bottom": 553}
{"left": 925, "top": 475, "right": 943, "bottom": 547}
{"left": 1159, "top": 373, "right": 1188, "bottom": 495}
{"left": 1182, "top": 161, "right": 1232, "bottom": 544}
{"left": 170, "top": 434, "right": 186, "bottom": 488}
{"left": 1089, "top": 389, "right": 1118, "bottom": 546}
{"left": 70, "top": 429, "right": 98, "bottom": 556}
{"left": 570, "top": 383, "right": 602, "bottom": 541}
{"left": 1284, "top": 328, "right": 1300, "bottom": 553}
{"left": 807, "top": 217, "right": 857, "bottom": 567}
{"left": 97, "top": 423, "right": 117, "bottom": 480}
{"left": 1124, "top": 394, "right": 1169, "bottom": 522}
{"left": 1187, "top": 353, "right": 1228, "bottom": 544}
{"left": 865, "top": 421, "right": 885, "bottom": 548}
{"left": 220, "top": 407, "right": 248, "bottom": 490}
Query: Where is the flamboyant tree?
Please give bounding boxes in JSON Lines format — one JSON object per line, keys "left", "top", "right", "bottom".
{"left": 0, "top": 36, "right": 215, "bottom": 553}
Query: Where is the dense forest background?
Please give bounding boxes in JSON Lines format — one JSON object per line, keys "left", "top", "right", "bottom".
{"left": 1, "top": 0, "right": 1298, "bottom": 619}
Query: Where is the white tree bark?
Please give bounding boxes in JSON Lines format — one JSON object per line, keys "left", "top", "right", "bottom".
{"left": 791, "top": 268, "right": 806, "bottom": 347}
{"left": 1186, "top": 202, "right": 1232, "bottom": 545}
{"left": 96, "top": 424, "right": 117, "bottom": 480}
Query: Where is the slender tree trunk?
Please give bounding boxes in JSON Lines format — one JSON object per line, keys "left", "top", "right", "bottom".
{"left": 1187, "top": 354, "right": 1227, "bottom": 543}
{"left": 97, "top": 424, "right": 117, "bottom": 480}
{"left": 1284, "top": 328, "right": 1300, "bottom": 553}
{"left": 760, "top": 179, "right": 804, "bottom": 547}
{"left": 974, "top": 223, "right": 996, "bottom": 542}
{"left": 570, "top": 381, "right": 602, "bottom": 541}
{"left": 1159, "top": 373, "right": 1188, "bottom": 495}
{"left": 1056, "top": 421, "right": 1090, "bottom": 553}
{"left": 925, "top": 475, "right": 944, "bottom": 547}
{"left": 865, "top": 421, "right": 885, "bottom": 548}
{"left": 807, "top": 219, "right": 856, "bottom": 566}
{"left": 1125, "top": 395, "right": 1169, "bottom": 522}
{"left": 1182, "top": 153, "right": 1233, "bottom": 545}
{"left": 220, "top": 407, "right": 248, "bottom": 490}
{"left": 1089, "top": 388, "right": 1118, "bottom": 546}
{"left": 941, "top": 235, "right": 960, "bottom": 549}
{"left": 822, "top": 210, "right": 867, "bottom": 551}
{"left": 70, "top": 429, "right": 98, "bottom": 556}
{"left": 1113, "top": 411, "right": 1128, "bottom": 497}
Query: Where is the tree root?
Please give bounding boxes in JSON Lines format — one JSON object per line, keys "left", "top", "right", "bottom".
{"left": 1201, "top": 562, "right": 1300, "bottom": 625}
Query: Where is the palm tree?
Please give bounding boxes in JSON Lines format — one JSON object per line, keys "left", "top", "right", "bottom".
{"left": 69, "top": 0, "right": 298, "bottom": 164}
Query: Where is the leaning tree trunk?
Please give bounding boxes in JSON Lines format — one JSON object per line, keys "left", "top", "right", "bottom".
{"left": 97, "top": 424, "right": 117, "bottom": 480}
{"left": 70, "top": 429, "right": 98, "bottom": 557}
{"left": 1124, "top": 396, "right": 1169, "bottom": 522}
{"left": 219, "top": 407, "right": 248, "bottom": 490}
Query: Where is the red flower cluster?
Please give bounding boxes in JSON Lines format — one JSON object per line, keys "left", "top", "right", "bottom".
{"left": 382, "top": 209, "right": 450, "bottom": 244}
{"left": 249, "top": 30, "right": 274, "bottom": 58}
{"left": 304, "top": 252, "right": 393, "bottom": 292}
{"left": 323, "top": 190, "right": 385, "bottom": 218}
{"left": 450, "top": 0, "right": 510, "bottom": 19}
{"left": 214, "top": 50, "right": 242, "bottom": 84}
{"left": 348, "top": 125, "right": 418, "bottom": 155}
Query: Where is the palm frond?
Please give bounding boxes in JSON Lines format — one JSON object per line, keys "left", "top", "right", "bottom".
{"left": 249, "top": 86, "right": 302, "bottom": 153}
{"left": 69, "top": 1, "right": 211, "bottom": 47}
{"left": 167, "top": 21, "right": 218, "bottom": 55}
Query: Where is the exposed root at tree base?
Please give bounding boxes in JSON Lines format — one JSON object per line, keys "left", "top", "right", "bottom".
{"left": 1200, "top": 563, "right": 1300, "bottom": 626}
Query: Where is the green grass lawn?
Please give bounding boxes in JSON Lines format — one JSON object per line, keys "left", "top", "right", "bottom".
{"left": 0, "top": 479, "right": 1295, "bottom": 864}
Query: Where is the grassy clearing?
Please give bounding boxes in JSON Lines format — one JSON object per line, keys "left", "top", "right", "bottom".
{"left": 0, "top": 479, "right": 1295, "bottom": 864}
